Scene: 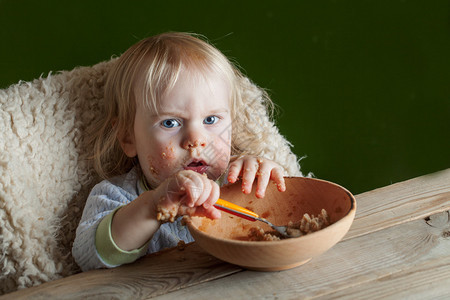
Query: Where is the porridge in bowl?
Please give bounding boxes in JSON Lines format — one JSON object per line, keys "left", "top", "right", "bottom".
{"left": 187, "top": 177, "right": 356, "bottom": 271}
{"left": 248, "top": 208, "right": 331, "bottom": 241}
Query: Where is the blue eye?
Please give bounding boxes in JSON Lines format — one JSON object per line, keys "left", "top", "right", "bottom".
{"left": 161, "top": 119, "right": 180, "bottom": 128}
{"left": 204, "top": 116, "right": 218, "bottom": 125}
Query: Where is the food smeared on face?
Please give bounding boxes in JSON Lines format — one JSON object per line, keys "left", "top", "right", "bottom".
{"left": 161, "top": 144, "right": 175, "bottom": 160}
{"left": 147, "top": 155, "right": 159, "bottom": 175}
{"left": 133, "top": 69, "right": 232, "bottom": 189}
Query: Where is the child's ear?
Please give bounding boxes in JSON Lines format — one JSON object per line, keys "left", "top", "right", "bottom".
{"left": 117, "top": 127, "right": 137, "bottom": 158}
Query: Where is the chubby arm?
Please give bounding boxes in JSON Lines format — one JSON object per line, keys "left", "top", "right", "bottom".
{"left": 111, "top": 170, "right": 221, "bottom": 251}
{"left": 110, "top": 190, "right": 160, "bottom": 252}
{"left": 72, "top": 177, "right": 141, "bottom": 271}
{"left": 227, "top": 155, "right": 286, "bottom": 198}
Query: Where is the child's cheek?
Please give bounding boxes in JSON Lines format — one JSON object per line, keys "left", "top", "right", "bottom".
{"left": 161, "top": 144, "right": 176, "bottom": 160}
{"left": 147, "top": 144, "right": 177, "bottom": 174}
{"left": 146, "top": 154, "right": 160, "bottom": 176}
{"left": 214, "top": 136, "right": 231, "bottom": 171}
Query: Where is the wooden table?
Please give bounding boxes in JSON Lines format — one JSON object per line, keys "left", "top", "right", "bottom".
{"left": 3, "top": 169, "right": 450, "bottom": 299}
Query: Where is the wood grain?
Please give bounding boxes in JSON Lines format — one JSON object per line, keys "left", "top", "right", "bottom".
{"left": 316, "top": 211, "right": 450, "bottom": 299}
{"left": 346, "top": 168, "right": 450, "bottom": 240}
{"left": 0, "top": 243, "right": 242, "bottom": 299}
{"left": 155, "top": 210, "right": 450, "bottom": 299}
{"left": 316, "top": 247, "right": 450, "bottom": 299}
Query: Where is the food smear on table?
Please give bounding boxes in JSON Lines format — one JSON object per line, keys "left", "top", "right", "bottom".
{"left": 247, "top": 209, "right": 331, "bottom": 241}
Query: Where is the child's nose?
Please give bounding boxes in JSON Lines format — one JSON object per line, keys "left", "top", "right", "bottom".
{"left": 182, "top": 129, "right": 207, "bottom": 150}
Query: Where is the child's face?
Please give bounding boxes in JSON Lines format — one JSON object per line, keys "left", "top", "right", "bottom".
{"left": 122, "top": 69, "right": 232, "bottom": 189}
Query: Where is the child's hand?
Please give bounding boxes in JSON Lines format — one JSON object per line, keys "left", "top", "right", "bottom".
{"left": 227, "top": 155, "right": 286, "bottom": 198}
{"left": 156, "top": 170, "right": 221, "bottom": 222}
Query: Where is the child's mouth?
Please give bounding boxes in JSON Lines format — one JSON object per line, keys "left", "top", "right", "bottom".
{"left": 184, "top": 160, "right": 209, "bottom": 174}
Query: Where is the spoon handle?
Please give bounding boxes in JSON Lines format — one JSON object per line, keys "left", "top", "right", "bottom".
{"left": 214, "top": 198, "right": 259, "bottom": 222}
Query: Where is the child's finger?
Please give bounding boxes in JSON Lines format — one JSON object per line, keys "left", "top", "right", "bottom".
{"left": 195, "top": 176, "right": 212, "bottom": 207}
{"left": 190, "top": 205, "right": 221, "bottom": 219}
{"left": 227, "top": 159, "right": 244, "bottom": 183}
{"left": 255, "top": 162, "right": 272, "bottom": 198}
{"left": 204, "top": 206, "right": 221, "bottom": 219}
{"left": 181, "top": 172, "right": 205, "bottom": 207}
{"left": 202, "top": 180, "right": 220, "bottom": 209}
{"left": 194, "top": 173, "right": 219, "bottom": 208}
{"left": 271, "top": 167, "right": 286, "bottom": 192}
{"left": 241, "top": 158, "right": 259, "bottom": 194}
{"left": 177, "top": 195, "right": 221, "bottom": 219}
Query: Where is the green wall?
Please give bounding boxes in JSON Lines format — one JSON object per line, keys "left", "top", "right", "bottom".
{"left": 1, "top": 0, "right": 449, "bottom": 194}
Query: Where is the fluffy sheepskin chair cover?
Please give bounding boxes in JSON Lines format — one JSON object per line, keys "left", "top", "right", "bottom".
{"left": 0, "top": 58, "right": 302, "bottom": 294}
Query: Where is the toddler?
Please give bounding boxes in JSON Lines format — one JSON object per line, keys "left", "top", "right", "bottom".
{"left": 73, "top": 32, "right": 291, "bottom": 271}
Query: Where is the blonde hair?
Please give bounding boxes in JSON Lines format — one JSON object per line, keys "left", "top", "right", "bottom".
{"left": 90, "top": 32, "right": 274, "bottom": 179}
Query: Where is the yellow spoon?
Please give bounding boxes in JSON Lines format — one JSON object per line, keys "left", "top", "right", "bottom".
{"left": 214, "top": 198, "right": 291, "bottom": 238}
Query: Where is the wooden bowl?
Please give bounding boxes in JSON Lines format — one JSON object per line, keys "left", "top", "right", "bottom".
{"left": 187, "top": 177, "right": 356, "bottom": 271}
